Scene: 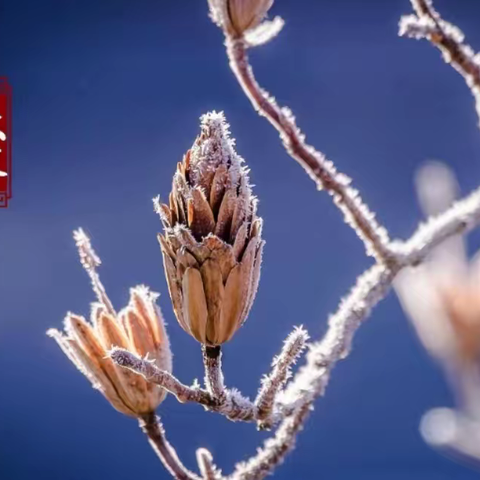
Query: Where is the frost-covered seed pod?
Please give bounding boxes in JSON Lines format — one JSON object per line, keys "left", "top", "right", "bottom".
{"left": 157, "top": 111, "right": 264, "bottom": 346}
{"left": 48, "top": 230, "right": 172, "bottom": 417}
{"left": 208, "top": 0, "right": 273, "bottom": 38}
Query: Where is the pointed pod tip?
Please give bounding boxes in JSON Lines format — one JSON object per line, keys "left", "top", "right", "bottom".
{"left": 46, "top": 328, "right": 61, "bottom": 339}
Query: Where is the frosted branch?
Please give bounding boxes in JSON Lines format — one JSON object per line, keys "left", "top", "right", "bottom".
{"left": 202, "top": 346, "right": 226, "bottom": 400}
{"left": 111, "top": 347, "right": 215, "bottom": 405}
{"left": 139, "top": 413, "right": 200, "bottom": 480}
{"left": 228, "top": 403, "right": 311, "bottom": 480}
{"left": 73, "top": 228, "right": 116, "bottom": 316}
{"left": 255, "top": 326, "right": 309, "bottom": 428}
{"left": 110, "top": 347, "right": 260, "bottom": 422}
{"left": 399, "top": 0, "right": 480, "bottom": 126}
{"left": 277, "top": 264, "right": 395, "bottom": 415}
{"left": 197, "top": 448, "right": 224, "bottom": 480}
{"left": 396, "top": 184, "right": 480, "bottom": 266}
{"left": 223, "top": 38, "right": 394, "bottom": 264}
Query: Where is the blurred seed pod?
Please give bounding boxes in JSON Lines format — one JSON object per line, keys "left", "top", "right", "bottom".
{"left": 396, "top": 162, "right": 480, "bottom": 365}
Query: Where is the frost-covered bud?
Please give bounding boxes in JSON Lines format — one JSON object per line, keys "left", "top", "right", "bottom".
{"left": 157, "top": 111, "right": 264, "bottom": 346}
{"left": 208, "top": 0, "right": 273, "bottom": 38}
{"left": 48, "top": 230, "right": 172, "bottom": 417}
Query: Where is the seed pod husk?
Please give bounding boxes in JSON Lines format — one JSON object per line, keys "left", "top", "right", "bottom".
{"left": 157, "top": 112, "right": 264, "bottom": 346}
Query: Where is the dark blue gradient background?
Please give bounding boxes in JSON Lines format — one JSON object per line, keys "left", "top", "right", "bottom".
{"left": 1, "top": 0, "right": 480, "bottom": 478}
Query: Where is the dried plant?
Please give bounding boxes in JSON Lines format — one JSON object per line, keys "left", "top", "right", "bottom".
{"left": 155, "top": 112, "right": 263, "bottom": 348}
{"left": 395, "top": 162, "right": 480, "bottom": 463}
{"left": 48, "top": 0, "right": 480, "bottom": 478}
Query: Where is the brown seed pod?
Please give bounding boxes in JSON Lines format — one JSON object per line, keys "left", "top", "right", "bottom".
{"left": 157, "top": 112, "right": 264, "bottom": 346}
{"left": 48, "top": 230, "right": 172, "bottom": 417}
{"left": 208, "top": 0, "right": 274, "bottom": 38}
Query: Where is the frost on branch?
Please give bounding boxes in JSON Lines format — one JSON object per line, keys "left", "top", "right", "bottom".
{"left": 196, "top": 448, "right": 223, "bottom": 480}
{"left": 230, "top": 404, "right": 310, "bottom": 480}
{"left": 255, "top": 326, "right": 309, "bottom": 427}
{"left": 73, "top": 228, "right": 115, "bottom": 316}
{"left": 399, "top": 0, "right": 480, "bottom": 126}
{"left": 225, "top": 37, "right": 394, "bottom": 263}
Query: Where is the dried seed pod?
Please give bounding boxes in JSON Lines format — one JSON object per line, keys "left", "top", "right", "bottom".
{"left": 395, "top": 162, "right": 480, "bottom": 365}
{"left": 48, "top": 229, "right": 172, "bottom": 417}
{"left": 439, "top": 281, "right": 480, "bottom": 364}
{"left": 208, "top": 0, "right": 273, "bottom": 38}
{"left": 157, "top": 111, "right": 264, "bottom": 346}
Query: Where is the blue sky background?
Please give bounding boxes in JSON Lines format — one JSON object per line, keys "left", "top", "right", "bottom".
{"left": 1, "top": 0, "right": 480, "bottom": 478}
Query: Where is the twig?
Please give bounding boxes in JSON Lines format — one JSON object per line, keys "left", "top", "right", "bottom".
{"left": 111, "top": 347, "right": 215, "bottom": 405}
{"left": 397, "top": 185, "right": 480, "bottom": 266}
{"left": 278, "top": 264, "right": 395, "bottom": 415}
{"left": 202, "top": 345, "right": 226, "bottom": 400}
{"left": 224, "top": 38, "right": 394, "bottom": 264}
{"left": 255, "top": 326, "right": 309, "bottom": 428}
{"left": 399, "top": 0, "right": 480, "bottom": 126}
{"left": 139, "top": 413, "right": 200, "bottom": 480}
{"left": 110, "top": 347, "right": 261, "bottom": 422}
{"left": 228, "top": 403, "right": 311, "bottom": 480}
{"left": 73, "top": 228, "right": 116, "bottom": 316}
{"left": 197, "top": 448, "right": 223, "bottom": 480}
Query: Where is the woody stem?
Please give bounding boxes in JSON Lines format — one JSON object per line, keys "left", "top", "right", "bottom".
{"left": 225, "top": 37, "right": 395, "bottom": 265}
{"left": 139, "top": 413, "right": 200, "bottom": 480}
{"left": 202, "top": 345, "right": 225, "bottom": 399}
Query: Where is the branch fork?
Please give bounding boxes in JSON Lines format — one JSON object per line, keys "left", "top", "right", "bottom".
{"left": 111, "top": 325, "right": 309, "bottom": 427}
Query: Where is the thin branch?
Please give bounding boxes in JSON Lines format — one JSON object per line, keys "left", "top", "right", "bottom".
{"left": 202, "top": 345, "right": 226, "bottom": 400}
{"left": 111, "top": 347, "right": 215, "bottom": 405}
{"left": 399, "top": 0, "right": 480, "bottom": 126}
{"left": 139, "top": 413, "right": 200, "bottom": 480}
{"left": 278, "top": 264, "right": 395, "bottom": 416}
{"left": 397, "top": 185, "right": 480, "bottom": 266}
{"left": 224, "top": 38, "right": 394, "bottom": 264}
{"left": 73, "top": 228, "right": 116, "bottom": 316}
{"left": 110, "top": 347, "right": 261, "bottom": 422}
{"left": 197, "top": 448, "right": 224, "bottom": 480}
{"left": 228, "top": 403, "right": 311, "bottom": 480}
{"left": 255, "top": 326, "right": 309, "bottom": 428}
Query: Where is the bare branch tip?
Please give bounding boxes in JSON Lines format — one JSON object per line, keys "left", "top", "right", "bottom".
{"left": 196, "top": 448, "right": 222, "bottom": 480}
